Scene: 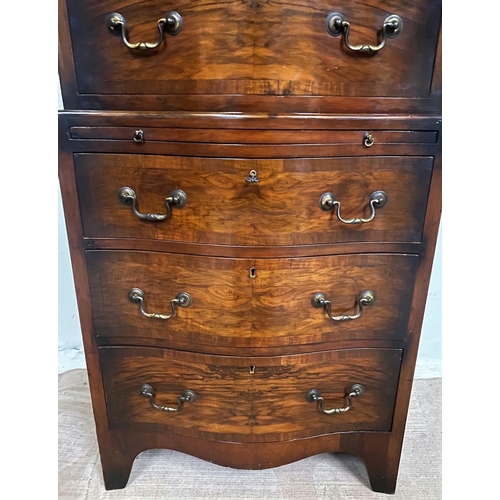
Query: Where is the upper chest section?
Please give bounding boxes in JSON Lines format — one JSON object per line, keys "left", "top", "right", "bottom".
{"left": 59, "top": 0, "right": 442, "bottom": 112}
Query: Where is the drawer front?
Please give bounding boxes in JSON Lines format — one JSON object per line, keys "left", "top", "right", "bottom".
{"left": 76, "top": 154, "right": 433, "bottom": 245}
{"left": 70, "top": 126, "right": 438, "bottom": 144}
{"left": 66, "top": 0, "right": 440, "bottom": 98}
{"left": 100, "top": 346, "right": 403, "bottom": 441}
{"left": 87, "top": 251, "right": 417, "bottom": 347}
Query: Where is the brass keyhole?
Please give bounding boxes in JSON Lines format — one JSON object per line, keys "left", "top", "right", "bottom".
{"left": 245, "top": 170, "right": 260, "bottom": 183}
{"left": 249, "top": 267, "right": 256, "bottom": 279}
{"left": 249, "top": 365, "right": 255, "bottom": 374}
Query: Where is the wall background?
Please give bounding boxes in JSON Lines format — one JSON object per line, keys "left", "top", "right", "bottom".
{"left": 57, "top": 87, "right": 442, "bottom": 378}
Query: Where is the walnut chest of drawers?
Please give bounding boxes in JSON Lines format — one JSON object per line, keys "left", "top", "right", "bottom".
{"left": 58, "top": 0, "right": 441, "bottom": 493}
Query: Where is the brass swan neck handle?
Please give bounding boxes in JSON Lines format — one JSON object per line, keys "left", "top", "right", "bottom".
{"left": 107, "top": 11, "right": 182, "bottom": 50}
{"left": 326, "top": 13, "right": 403, "bottom": 53}
{"left": 306, "top": 384, "right": 365, "bottom": 414}
{"left": 118, "top": 187, "right": 187, "bottom": 221}
{"left": 139, "top": 384, "right": 196, "bottom": 412}
{"left": 311, "top": 290, "right": 375, "bottom": 321}
{"left": 128, "top": 288, "right": 192, "bottom": 320}
{"left": 319, "top": 191, "right": 387, "bottom": 224}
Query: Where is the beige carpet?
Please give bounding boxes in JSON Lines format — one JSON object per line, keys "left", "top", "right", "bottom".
{"left": 59, "top": 369, "right": 441, "bottom": 499}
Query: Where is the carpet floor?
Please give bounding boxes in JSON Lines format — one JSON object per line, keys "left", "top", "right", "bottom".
{"left": 59, "top": 369, "right": 441, "bottom": 499}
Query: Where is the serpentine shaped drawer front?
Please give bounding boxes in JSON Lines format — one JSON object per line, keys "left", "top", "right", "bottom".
{"left": 100, "top": 346, "right": 403, "bottom": 441}
{"left": 86, "top": 251, "right": 418, "bottom": 348}
{"left": 65, "top": 0, "right": 441, "bottom": 98}
{"left": 75, "top": 154, "right": 433, "bottom": 245}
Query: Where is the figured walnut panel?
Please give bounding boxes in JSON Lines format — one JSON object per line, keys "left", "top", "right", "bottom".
{"left": 86, "top": 251, "right": 417, "bottom": 347}
{"left": 75, "top": 154, "right": 433, "bottom": 245}
{"left": 100, "top": 346, "right": 403, "bottom": 441}
{"left": 66, "top": 0, "right": 440, "bottom": 97}
{"left": 68, "top": 0, "right": 275, "bottom": 95}
{"left": 262, "top": 0, "right": 441, "bottom": 97}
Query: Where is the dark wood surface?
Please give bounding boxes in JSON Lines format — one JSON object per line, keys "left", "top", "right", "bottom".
{"left": 84, "top": 238, "right": 422, "bottom": 259}
{"left": 60, "top": 111, "right": 443, "bottom": 130}
{"left": 65, "top": 138, "right": 439, "bottom": 158}
{"left": 58, "top": 0, "right": 441, "bottom": 488}
{"left": 380, "top": 151, "right": 442, "bottom": 489}
{"left": 76, "top": 154, "right": 433, "bottom": 245}
{"left": 87, "top": 251, "right": 417, "bottom": 348}
{"left": 58, "top": 145, "right": 120, "bottom": 493}
{"left": 58, "top": 110, "right": 441, "bottom": 493}
{"left": 59, "top": 111, "right": 442, "bottom": 158}
{"left": 58, "top": 0, "right": 442, "bottom": 113}
{"left": 70, "top": 127, "right": 438, "bottom": 144}
{"left": 104, "top": 429, "right": 395, "bottom": 491}
{"left": 61, "top": 0, "right": 441, "bottom": 110}
{"left": 100, "top": 346, "right": 403, "bottom": 440}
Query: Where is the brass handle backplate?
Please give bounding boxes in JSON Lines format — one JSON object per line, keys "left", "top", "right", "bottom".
{"left": 128, "top": 288, "right": 192, "bottom": 320}
{"left": 306, "top": 384, "right": 364, "bottom": 414}
{"left": 139, "top": 384, "right": 196, "bottom": 412}
{"left": 326, "top": 13, "right": 403, "bottom": 53}
{"left": 311, "top": 290, "right": 375, "bottom": 321}
{"left": 118, "top": 187, "right": 187, "bottom": 221}
{"left": 107, "top": 11, "right": 182, "bottom": 50}
{"left": 319, "top": 190, "right": 387, "bottom": 224}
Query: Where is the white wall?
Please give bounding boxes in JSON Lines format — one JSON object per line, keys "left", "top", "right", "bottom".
{"left": 415, "top": 226, "right": 442, "bottom": 378}
{"left": 58, "top": 184, "right": 85, "bottom": 372}
{"left": 57, "top": 86, "right": 442, "bottom": 377}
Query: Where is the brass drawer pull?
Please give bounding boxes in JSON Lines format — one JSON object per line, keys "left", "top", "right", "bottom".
{"left": 133, "top": 130, "right": 145, "bottom": 143}
{"left": 319, "top": 190, "right": 387, "bottom": 224}
{"left": 118, "top": 187, "right": 187, "bottom": 221}
{"left": 305, "top": 384, "right": 364, "bottom": 414}
{"left": 326, "top": 13, "right": 403, "bottom": 53}
{"left": 107, "top": 11, "right": 182, "bottom": 50}
{"left": 128, "top": 288, "right": 192, "bottom": 320}
{"left": 363, "top": 133, "right": 374, "bottom": 147}
{"left": 311, "top": 290, "right": 375, "bottom": 321}
{"left": 139, "top": 384, "right": 196, "bottom": 412}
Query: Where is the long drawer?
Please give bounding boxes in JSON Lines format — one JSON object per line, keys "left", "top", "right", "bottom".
{"left": 65, "top": 0, "right": 440, "bottom": 99}
{"left": 100, "top": 346, "right": 403, "bottom": 442}
{"left": 75, "top": 154, "right": 433, "bottom": 245}
{"left": 87, "top": 251, "right": 417, "bottom": 348}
